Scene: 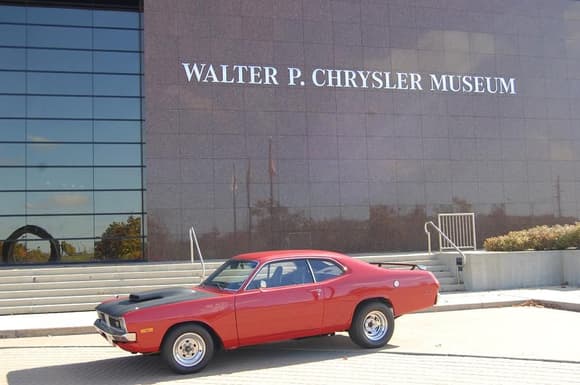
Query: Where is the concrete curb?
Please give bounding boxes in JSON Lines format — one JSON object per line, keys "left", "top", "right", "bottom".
{"left": 0, "top": 326, "right": 94, "bottom": 339}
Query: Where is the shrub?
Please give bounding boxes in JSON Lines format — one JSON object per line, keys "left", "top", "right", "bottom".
{"left": 483, "top": 223, "right": 580, "bottom": 251}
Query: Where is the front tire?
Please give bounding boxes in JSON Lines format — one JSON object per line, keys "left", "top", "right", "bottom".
{"left": 161, "top": 324, "right": 214, "bottom": 374}
{"left": 349, "top": 302, "right": 394, "bottom": 348}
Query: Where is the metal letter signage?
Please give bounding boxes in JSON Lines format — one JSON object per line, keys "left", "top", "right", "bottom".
{"left": 181, "top": 62, "right": 517, "bottom": 95}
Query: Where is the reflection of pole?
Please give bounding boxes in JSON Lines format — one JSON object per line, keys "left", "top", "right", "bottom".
{"left": 556, "top": 175, "right": 562, "bottom": 217}
{"left": 268, "top": 137, "right": 275, "bottom": 248}
{"left": 246, "top": 158, "right": 252, "bottom": 246}
{"left": 232, "top": 163, "right": 238, "bottom": 246}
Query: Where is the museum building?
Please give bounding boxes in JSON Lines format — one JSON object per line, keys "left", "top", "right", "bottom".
{"left": 1, "top": 0, "right": 580, "bottom": 264}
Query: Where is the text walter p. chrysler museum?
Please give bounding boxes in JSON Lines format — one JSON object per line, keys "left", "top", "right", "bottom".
{"left": 181, "top": 62, "right": 517, "bottom": 95}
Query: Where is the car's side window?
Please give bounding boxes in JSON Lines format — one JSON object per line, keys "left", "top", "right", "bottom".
{"left": 308, "top": 259, "right": 344, "bottom": 282}
{"left": 246, "top": 259, "right": 314, "bottom": 289}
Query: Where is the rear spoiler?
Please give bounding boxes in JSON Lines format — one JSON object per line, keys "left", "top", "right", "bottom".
{"left": 370, "top": 262, "right": 426, "bottom": 271}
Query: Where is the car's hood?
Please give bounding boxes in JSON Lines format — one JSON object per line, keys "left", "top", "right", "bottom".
{"left": 95, "top": 287, "right": 216, "bottom": 317}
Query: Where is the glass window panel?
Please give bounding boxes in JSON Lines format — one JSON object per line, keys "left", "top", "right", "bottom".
{"left": 28, "top": 96, "right": 92, "bottom": 119}
{"left": 94, "top": 167, "right": 142, "bottom": 189}
{"left": 0, "top": 143, "right": 25, "bottom": 165}
{"left": 0, "top": 5, "right": 26, "bottom": 23}
{"left": 94, "top": 143, "right": 141, "bottom": 166}
{"left": 0, "top": 168, "right": 25, "bottom": 190}
{"left": 27, "top": 7, "right": 92, "bottom": 26}
{"left": 0, "top": 192, "right": 25, "bottom": 215}
{"left": 0, "top": 119, "right": 25, "bottom": 141}
{"left": 0, "top": 71, "right": 25, "bottom": 93}
{"left": 28, "top": 49, "right": 92, "bottom": 72}
{"left": 94, "top": 97, "right": 141, "bottom": 119}
{"left": 27, "top": 26, "right": 92, "bottom": 49}
{"left": 0, "top": 96, "right": 25, "bottom": 118}
{"left": 94, "top": 74, "right": 140, "bottom": 96}
{"left": 0, "top": 216, "right": 25, "bottom": 242}
{"left": 95, "top": 191, "right": 142, "bottom": 213}
{"left": 0, "top": 25, "right": 25, "bottom": 46}
{"left": 27, "top": 215, "right": 94, "bottom": 239}
{"left": 27, "top": 120, "right": 92, "bottom": 142}
{"left": 27, "top": 191, "right": 93, "bottom": 214}
{"left": 93, "top": 28, "right": 140, "bottom": 51}
{"left": 94, "top": 10, "right": 140, "bottom": 28}
{"left": 27, "top": 73, "right": 92, "bottom": 95}
{"left": 94, "top": 51, "right": 140, "bottom": 73}
{"left": 27, "top": 167, "right": 93, "bottom": 190}
{"left": 94, "top": 120, "right": 141, "bottom": 142}
{"left": 27, "top": 143, "right": 93, "bottom": 166}
{"left": 0, "top": 48, "right": 25, "bottom": 70}
{"left": 94, "top": 214, "right": 142, "bottom": 238}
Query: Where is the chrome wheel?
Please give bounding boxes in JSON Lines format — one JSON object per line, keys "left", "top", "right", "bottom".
{"left": 363, "top": 310, "right": 388, "bottom": 342}
{"left": 172, "top": 332, "right": 206, "bottom": 368}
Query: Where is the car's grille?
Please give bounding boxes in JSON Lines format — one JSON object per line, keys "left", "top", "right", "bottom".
{"left": 98, "top": 311, "right": 124, "bottom": 331}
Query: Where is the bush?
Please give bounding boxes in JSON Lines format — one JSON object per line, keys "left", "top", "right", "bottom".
{"left": 483, "top": 223, "right": 580, "bottom": 251}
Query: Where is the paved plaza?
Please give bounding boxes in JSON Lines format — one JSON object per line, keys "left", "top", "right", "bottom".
{"left": 1, "top": 306, "right": 578, "bottom": 385}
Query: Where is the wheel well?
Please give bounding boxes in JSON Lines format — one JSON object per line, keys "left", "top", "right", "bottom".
{"left": 161, "top": 321, "right": 223, "bottom": 351}
{"left": 351, "top": 298, "right": 394, "bottom": 324}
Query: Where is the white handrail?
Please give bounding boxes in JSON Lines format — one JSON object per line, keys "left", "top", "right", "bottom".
{"left": 424, "top": 221, "right": 466, "bottom": 262}
{"left": 188, "top": 226, "right": 206, "bottom": 280}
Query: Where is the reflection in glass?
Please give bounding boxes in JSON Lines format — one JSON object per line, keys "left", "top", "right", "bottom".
{"left": 27, "top": 120, "right": 92, "bottom": 142}
{"left": 27, "top": 143, "right": 92, "bottom": 166}
{"left": 27, "top": 7, "right": 92, "bottom": 26}
{"left": 0, "top": 143, "right": 25, "bottom": 165}
{"left": 95, "top": 191, "right": 143, "bottom": 213}
{"left": 93, "top": 29, "right": 140, "bottom": 51}
{"left": 0, "top": 5, "right": 25, "bottom": 23}
{"left": 93, "top": 51, "right": 141, "bottom": 74}
{"left": 0, "top": 48, "right": 25, "bottom": 70}
{"left": 94, "top": 10, "right": 140, "bottom": 28}
{"left": 27, "top": 26, "right": 91, "bottom": 49}
{"left": 94, "top": 97, "right": 141, "bottom": 119}
{"left": 0, "top": 119, "right": 25, "bottom": 141}
{"left": 94, "top": 75, "right": 141, "bottom": 96}
{"left": 0, "top": 96, "right": 25, "bottom": 118}
{"left": 27, "top": 49, "right": 92, "bottom": 72}
{"left": 0, "top": 71, "right": 25, "bottom": 93}
{"left": 27, "top": 73, "right": 92, "bottom": 95}
{"left": 0, "top": 217, "right": 25, "bottom": 241}
{"left": 94, "top": 168, "right": 142, "bottom": 189}
{"left": 0, "top": 168, "right": 25, "bottom": 190}
{"left": 27, "top": 167, "right": 93, "bottom": 190}
{"left": 94, "top": 215, "right": 143, "bottom": 260}
{"left": 94, "top": 120, "right": 141, "bottom": 142}
{"left": 27, "top": 215, "right": 94, "bottom": 239}
{"left": 28, "top": 96, "right": 92, "bottom": 119}
{"left": 0, "top": 25, "right": 25, "bottom": 46}
{"left": 94, "top": 144, "right": 141, "bottom": 166}
{"left": 0, "top": 192, "right": 25, "bottom": 215}
{"left": 27, "top": 191, "right": 93, "bottom": 214}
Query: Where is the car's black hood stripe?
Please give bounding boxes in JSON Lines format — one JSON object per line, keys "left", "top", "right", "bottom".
{"left": 95, "top": 287, "right": 215, "bottom": 317}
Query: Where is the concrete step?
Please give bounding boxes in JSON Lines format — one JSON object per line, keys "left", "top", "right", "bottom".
{"left": 440, "top": 283, "right": 466, "bottom": 292}
{"left": 0, "top": 302, "right": 103, "bottom": 315}
{"left": 0, "top": 269, "right": 205, "bottom": 284}
{"left": 0, "top": 276, "right": 203, "bottom": 292}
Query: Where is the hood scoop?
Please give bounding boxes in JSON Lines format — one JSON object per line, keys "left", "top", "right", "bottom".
{"left": 129, "top": 287, "right": 195, "bottom": 303}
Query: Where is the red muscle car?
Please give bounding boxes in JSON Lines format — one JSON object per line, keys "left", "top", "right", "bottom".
{"left": 94, "top": 250, "right": 439, "bottom": 374}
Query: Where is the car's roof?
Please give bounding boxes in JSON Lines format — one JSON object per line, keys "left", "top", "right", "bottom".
{"left": 232, "top": 249, "right": 348, "bottom": 264}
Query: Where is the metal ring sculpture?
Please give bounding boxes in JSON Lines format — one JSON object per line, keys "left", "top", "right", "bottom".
{"left": 1, "top": 225, "right": 61, "bottom": 264}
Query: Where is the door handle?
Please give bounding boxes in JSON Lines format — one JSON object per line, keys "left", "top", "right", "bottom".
{"left": 310, "top": 288, "right": 322, "bottom": 298}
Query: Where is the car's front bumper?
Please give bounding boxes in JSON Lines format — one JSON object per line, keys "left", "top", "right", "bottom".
{"left": 94, "top": 318, "right": 136, "bottom": 344}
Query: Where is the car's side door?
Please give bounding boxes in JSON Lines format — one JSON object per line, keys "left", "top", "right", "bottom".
{"left": 234, "top": 259, "right": 324, "bottom": 346}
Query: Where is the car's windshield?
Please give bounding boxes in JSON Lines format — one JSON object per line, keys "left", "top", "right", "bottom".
{"left": 202, "top": 259, "right": 258, "bottom": 291}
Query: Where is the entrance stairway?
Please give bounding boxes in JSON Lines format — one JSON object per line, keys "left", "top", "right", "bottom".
{"left": 0, "top": 253, "right": 462, "bottom": 315}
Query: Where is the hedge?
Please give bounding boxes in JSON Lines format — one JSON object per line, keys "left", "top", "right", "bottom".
{"left": 483, "top": 223, "right": 580, "bottom": 251}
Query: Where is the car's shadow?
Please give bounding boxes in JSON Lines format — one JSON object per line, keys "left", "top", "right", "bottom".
{"left": 6, "top": 335, "right": 399, "bottom": 385}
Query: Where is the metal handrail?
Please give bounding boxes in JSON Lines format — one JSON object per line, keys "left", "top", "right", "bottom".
{"left": 424, "top": 221, "right": 466, "bottom": 284}
{"left": 188, "top": 226, "right": 206, "bottom": 280}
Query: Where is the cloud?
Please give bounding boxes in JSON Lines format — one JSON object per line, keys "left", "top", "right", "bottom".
{"left": 28, "top": 136, "right": 59, "bottom": 149}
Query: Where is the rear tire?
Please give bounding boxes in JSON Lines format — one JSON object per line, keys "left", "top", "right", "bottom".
{"left": 349, "top": 302, "right": 394, "bottom": 348}
{"left": 161, "top": 324, "right": 214, "bottom": 374}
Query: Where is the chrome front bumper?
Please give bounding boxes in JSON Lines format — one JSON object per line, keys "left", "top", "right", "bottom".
{"left": 94, "top": 318, "right": 136, "bottom": 343}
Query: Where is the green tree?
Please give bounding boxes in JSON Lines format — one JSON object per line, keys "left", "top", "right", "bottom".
{"left": 94, "top": 216, "right": 142, "bottom": 260}
{"left": 60, "top": 241, "right": 77, "bottom": 256}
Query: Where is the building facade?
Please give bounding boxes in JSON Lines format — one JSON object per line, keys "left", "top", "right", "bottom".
{"left": 2, "top": 0, "right": 580, "bottom": 264}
